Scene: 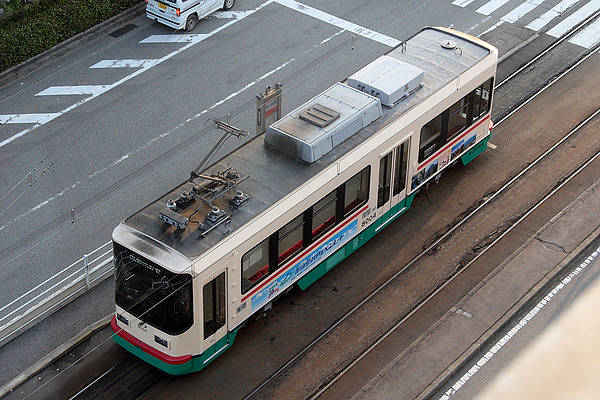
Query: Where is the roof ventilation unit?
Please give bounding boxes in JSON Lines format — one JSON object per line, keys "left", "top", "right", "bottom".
{"left": 265, "top": 83, "right": 382, "bottom": 163}
{"left": 347, "top": 55, "right": 424, "bottom": 107}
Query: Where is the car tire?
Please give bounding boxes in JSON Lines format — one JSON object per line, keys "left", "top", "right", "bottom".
{"left": 185, "top": 13, "right": 199, "bottom": 32}
{"left": 222, "top": 0, "right": 235, "bottom": 10}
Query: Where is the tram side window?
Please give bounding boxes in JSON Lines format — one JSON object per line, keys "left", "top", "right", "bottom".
{"left": 242, "top": 239, "right": 270, "bottom": 294}
{"left": 418, "top": 113, "right": 443, "bottom": 163}
{"left": 312, "top": 190, "right": 337, "bottom": 241}
{"left": 278, "top": 215, "right": 305, "bottom": 265}
{"left": 203, "top": 272, "right": 226, "bottom": 339}
{"left": 447, "top": 97, "right": 470, "bottom": 140}
{"left": 344, "top": 166, "right": 370, "bottom": 217}
{"left": 393, "top": 142, "right": 408, "bottom": 196}
{"left": 472, "top": 78, "right": 493, "bottom": 121}
{"left": 378, "top": 152, "right": 393, "bottom": 208}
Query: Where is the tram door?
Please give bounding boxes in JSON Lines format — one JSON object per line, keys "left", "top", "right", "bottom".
{"left": 375, "top": 139, "right": 409, "bottom": 231}
{"left": 202, "top": 271, "right": 227, "bottom": 349}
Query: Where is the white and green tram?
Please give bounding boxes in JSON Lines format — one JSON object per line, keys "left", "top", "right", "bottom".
{"left": 111, "top": 27, "right": 497, "bottom": 374}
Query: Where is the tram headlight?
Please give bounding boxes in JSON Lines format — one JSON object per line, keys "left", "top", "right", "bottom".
{"left": 116, "top": 313, "right": 129, "bottom": 327}
{"left": 155, "top": 335, "right": 169, "bottom": 348}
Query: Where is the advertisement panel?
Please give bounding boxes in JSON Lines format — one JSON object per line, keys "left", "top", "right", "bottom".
{"left": 251, "top": 220, "right": 358, "bottom": 311}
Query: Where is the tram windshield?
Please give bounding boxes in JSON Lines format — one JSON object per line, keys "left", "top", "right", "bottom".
{"left": 114, "top": 242, "right": 193, "bottom": 335}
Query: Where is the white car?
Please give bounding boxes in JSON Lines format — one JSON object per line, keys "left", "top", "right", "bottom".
{"left": 146, "top": 0, "right": 235, "bottom": 31}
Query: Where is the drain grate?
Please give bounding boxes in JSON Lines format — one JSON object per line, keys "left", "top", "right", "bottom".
{"left": 109, "top": 23, "right": 138, "bottom": 38}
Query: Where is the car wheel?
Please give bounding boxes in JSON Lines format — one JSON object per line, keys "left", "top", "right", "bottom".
{"left": 185, "top": 14, "right": 199, "bottom": 32}
{"left": 222, "top": 0, "right": 235, "bottom": 10}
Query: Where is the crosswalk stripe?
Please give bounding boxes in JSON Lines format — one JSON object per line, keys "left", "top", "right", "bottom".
{"left": 477, "top": 0, "right": 511, "bottom": 15}
{"left": 90, "top": 59, "right": 159, "bottom": 68}
{"left": 526, "top": 0, "right": 582, "bottom": 31}
{"left": 0, "top": 114, "right": 60, "bottom": 124}
{"left": 501, "top": 0, "right": 547, "bottom": 23}
{"left": 452, "top": 0, "right": 477, "bottom": 6}
{"left": 568, "top": 16, "right": 600, "bottom": 47}
{"left": 35, "top": 86, "right": 109, "bottom": 96}
{"left": 139, "top": 34, "right": 210, "bottom": 43}
{"left": 546, "top": 0, "right": 600, "bottom": 37}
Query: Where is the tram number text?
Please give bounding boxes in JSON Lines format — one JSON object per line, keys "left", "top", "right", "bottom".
{"left": 361, "top": 212, "right": 377, "bottom": 227}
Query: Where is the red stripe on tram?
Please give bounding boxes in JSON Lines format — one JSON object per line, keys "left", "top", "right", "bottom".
{"left": 417, "top": 114, "right": 490, "bottom": 171}
{"left": 241, "top": 204, "right": 368, "bottom": 302}
{"left": 111, "top": 316, "right": 191, "bottom": 365}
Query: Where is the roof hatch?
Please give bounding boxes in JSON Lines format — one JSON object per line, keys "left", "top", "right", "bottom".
{"left": 264, "top": 83, "right": 382, "bottom": 163}
{"left": 347, "top": 55, "right": 424, "bottom": 107}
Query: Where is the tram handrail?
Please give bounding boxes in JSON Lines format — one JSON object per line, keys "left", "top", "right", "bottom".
{"left": 0, "top": 241, "right": 114, "bottom": 347}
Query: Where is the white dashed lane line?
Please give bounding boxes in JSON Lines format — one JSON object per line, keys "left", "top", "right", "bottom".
{"left": 273, "top": 0, "right": 401, "bottom": 47}
{"left": 0, "top": 114, "right": 60, "bottom": 124}
{"left": 0, "top": 0, "right": 399, "bottom": 148}
{"left": 35, "top": 85, "right": 110, "bottom": 96}
{"left": 89, "top": 59, "right": 159, "bottom": 68}
{"left": 138, "top": 34, "right": 210, "bottom": 43}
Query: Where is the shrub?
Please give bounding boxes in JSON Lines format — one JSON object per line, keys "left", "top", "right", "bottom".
{"left": 0, "top": 0, "right": 142, "bottom": 73}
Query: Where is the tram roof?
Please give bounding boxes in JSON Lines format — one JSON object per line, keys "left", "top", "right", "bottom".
{"left": 123, "top": 27, "right": 492, "bottom": 260}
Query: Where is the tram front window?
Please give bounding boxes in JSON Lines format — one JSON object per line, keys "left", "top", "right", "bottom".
{"left": 114, "top": 243, "right": 193, "bottom": 335}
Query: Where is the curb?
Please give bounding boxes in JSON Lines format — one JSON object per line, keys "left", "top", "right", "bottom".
{"left": 0, "top": 314, "right": 112, "bottom": 399}
{"left": 0, "top": 3, "right": 146, "bottom": 89}
{"left": 417, "top": 216, "right": 600, "bottom": 399}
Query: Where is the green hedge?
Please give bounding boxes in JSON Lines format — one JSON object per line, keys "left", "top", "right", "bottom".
{"left": 0, "top": 0, "right": 142, "bottom": 73}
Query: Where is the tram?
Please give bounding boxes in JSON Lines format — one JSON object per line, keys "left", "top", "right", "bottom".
{"left": 111, "top": 27, "right": 497, "bottom": 374}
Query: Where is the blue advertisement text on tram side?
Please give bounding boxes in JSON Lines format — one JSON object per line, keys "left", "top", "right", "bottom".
{"left": 251, "top": 220, "right": 358, "bottom": 311}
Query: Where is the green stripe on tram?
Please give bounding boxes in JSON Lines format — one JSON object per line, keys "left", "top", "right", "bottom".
{"left": 461, "top": 136, "right": 490, "bottom": 166}
{"left": 113, "top": 329, "right": 238, "bottom": 375}
{"left": 297, "top": 193, "right": 416, "bottom": 291}
{"left": 297, "top": 135, "right": 490, "bottom": 292}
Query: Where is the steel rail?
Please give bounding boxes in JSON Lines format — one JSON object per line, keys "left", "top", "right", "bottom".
{"left": 307, "top": 113, "right": 600, "bottom": 400}
{"left": 496, "top": 8, "right": 600, "bottom": 89}
{"left": 243, "top": 47, "right": 600, "bottom": 400}
{"left": 10, "top": 10, "right": 600, "bottom": 398}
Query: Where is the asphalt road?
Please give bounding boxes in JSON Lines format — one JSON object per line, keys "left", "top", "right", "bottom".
{"left": 1, "top": 0, "right": 600, "bottom": 389}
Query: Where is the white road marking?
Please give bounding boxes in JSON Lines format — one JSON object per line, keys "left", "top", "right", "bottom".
{"left": 546, "top": 0, "right": 600, "bottom": 38}
{"left": 480, "top": 20, "right": 505, "bottom": 35}
{"left": 487, "top": 142, "right": 498, "bottom": 149}
{"left": 568, "top": 16, "right": 600, "bottom": 47}
{"left": 0, "top": 57, "right": 295, "bottom": 233}
{"left": 477, "top": 0, "right": 511, "bottom": 16}
{"left": 273, "top": 0, "right": 401, "bottom": 47}
{"left": 452, "top": 0, "right": 477, "bottom": 7}
{"left": 0, "top": 24, "right": 347, "bottom": 232}
{"left": 89, "top": 59, "right": 159, "bottom": 68}
{"left": 35, "top": 85, "right": 110, "bottom": 96}
{"left": 0, "top": 113, "right": 60, "bottom": 124}
{"left": 439, "top": 245, "right": 600, "bottom": 399}
{"left": 468, "top": 16, "right": 492, "bottom": 33}
{"left": 208, "top": 10, "right": 255, "bottom": 19}
{"left": 0, "top": 0, "right": 275, "bottom": 149}
{"left": 501, "top": 0, "right": 547, "bottom": 23}
{"left": 526, "top": 0, "right": 581, "bottom": 31}
{"left": 139, "top": 33, "right": 211, "bottom": 43}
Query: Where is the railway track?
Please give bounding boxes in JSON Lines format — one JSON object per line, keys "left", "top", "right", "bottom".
{"left": 243, "top": 42, "right": 600, "bottom": 400}
{"left": 302, "top": 122, "right": 600, "bottom": 400}
{"left": 17, "top": 16, "right": 600, "bottom": 400}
